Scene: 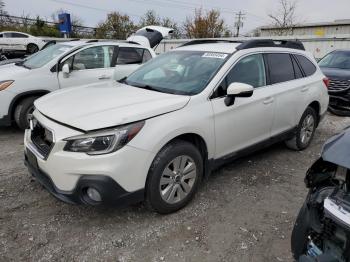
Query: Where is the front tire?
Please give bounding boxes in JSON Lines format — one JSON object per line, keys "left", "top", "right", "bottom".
{"left": 291, "top": 201, "right": 310, "bottom": 260}
{"left": 285, "top": 107, "right": 317, "bottom": 151}
{"left": 146, "top": 140, "right": 203, "bottom": 214}
{"left": 14, "top": 97, "right": 38, "bottom": 130}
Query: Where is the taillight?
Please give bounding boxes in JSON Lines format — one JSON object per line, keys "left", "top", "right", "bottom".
{"left": 323, "top": 77, "right": 330, "bottom": 88}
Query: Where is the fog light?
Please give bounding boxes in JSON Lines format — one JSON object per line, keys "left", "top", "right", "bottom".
{"left": 86, "top": 187, "right": 102, "bottom": 202}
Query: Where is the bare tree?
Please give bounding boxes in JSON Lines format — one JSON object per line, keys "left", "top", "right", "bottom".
{"left": 268, "top": 0, "right": 298, "bottom": 36}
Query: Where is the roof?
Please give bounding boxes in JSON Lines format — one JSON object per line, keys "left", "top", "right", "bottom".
{"left": 176, "top": 43, "right": 241, "bottom": 54}
{"left": 261, "top": 20, "right": 350, "bottom": 30}
{"left": 57, "top": 40, "right": 146, "bottom": 49}
{"left": 0, "top": 31, "right": 32, "bottom": 36}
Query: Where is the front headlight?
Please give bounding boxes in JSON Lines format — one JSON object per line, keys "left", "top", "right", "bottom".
{"left": 0, "top": 80, "right": 14, "bottom": 91}
{"left": 63, "top": 121, "right": 145, "bottom": 155}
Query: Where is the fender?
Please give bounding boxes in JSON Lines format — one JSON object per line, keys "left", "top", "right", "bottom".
{"left": 8, "top": 89, "right": 51, "bottom": 120}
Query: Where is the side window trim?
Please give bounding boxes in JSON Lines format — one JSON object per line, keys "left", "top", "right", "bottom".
{"left": 291, "top": 54, "right": 306, "bottom": 78}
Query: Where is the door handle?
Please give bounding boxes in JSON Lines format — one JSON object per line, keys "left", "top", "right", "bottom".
{"left": 263, "top": 97, "right": 274, "bottom": 105}
{"left": 98, "top": 75, "right": 111, "bottom": 80}
{"left": 301, "top": 86, "right": 309, "bottom": 92}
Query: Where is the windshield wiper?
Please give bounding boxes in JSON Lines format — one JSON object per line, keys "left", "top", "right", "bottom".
{"left": 15, "top": 61, "right": 31, "bottom": 69}
{"left": 118, "top": 77, "right": 127, "bottom": 83}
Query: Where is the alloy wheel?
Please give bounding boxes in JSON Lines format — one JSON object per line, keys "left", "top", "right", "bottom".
{"left": 159, "top": 155, "right": 197, "bottom": 204}
{"left": 300, "top": 114, "right": 315, "bottom": 145}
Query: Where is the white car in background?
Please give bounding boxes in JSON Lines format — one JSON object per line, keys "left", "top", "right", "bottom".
{"left": 0, "top": 26, "right": 173, "bottom": 130}
{"left": 0, "top": 31, "right": 46, "bottom": 54}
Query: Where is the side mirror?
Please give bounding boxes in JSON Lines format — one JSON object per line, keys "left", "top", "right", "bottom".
{"left": 62, "top": 63, "right": 70, "bottom": 78}
{"left": 225, "top": 82, "right": 254, "bottom": 106}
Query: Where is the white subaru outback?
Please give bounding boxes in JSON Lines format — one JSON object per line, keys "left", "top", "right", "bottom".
{"left": 24, "top": 39, "right": 329, "bottom": 214}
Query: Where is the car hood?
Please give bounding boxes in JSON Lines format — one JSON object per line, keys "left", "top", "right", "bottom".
{"left": 0, "top": 63, "right": 30, "bottom": 78}
{"left": 35, "top": 81, "right": 190, "bottom": 131}
{"left": 322, "top": 126, "right": 350, "bottom": 169}
{"left": 320, "top": 67, "right": 350, "bottom": 80}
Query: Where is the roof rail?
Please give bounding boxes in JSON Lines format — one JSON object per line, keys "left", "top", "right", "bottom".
{"left": 236, "top": 39, "right": 305, "bottom": 51}
{"left": 126, "top": 41, "right": 141, "bottom": 45}
{"left": 180, "top": 39, "right": 243, "bottom": 47}
{"left": 69, "top": 38, "right": 81, "bottom": 41}
{"left": 86, "top": 39, "right": 99, "bottom": 43}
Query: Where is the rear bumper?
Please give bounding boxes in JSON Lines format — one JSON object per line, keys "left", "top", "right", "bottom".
{"left": 24, "top": 152, "right": 145, "bottom": 206}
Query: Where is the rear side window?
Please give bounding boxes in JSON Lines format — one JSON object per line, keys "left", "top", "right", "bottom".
{"left": 295, "top": 55, "right": 316, "bottom": 76}
{"left": 142, "top": 50, "right": 152, "bottom": 63}
{"left": 291, "top": 56, "right": 303, "bottom": 79}
{"left": 117, "top": 47, "right": 143, "bottom": 65}
{"left": 11, "top": 33, "right": 28, "bottom": 38}
{"left": 266, "top": 53, "right": 295, "bottom": 84}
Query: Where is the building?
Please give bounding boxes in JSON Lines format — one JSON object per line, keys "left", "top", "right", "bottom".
{"left": 260, "top": 20, "right": 350, "bottom": 37}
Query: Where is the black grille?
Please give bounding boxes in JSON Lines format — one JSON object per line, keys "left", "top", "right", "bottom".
{"left": 31, "top": 120, "right": 54, "bottom": 159}
{"left": 328, "top": 79, "right": 350, "bottom": 92}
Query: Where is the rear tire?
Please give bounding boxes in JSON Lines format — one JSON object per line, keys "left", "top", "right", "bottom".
{"left": 145, "top": 140, "right": 203, "bottom": 214}
{"left": 14, "top": 97, "right": 38, "bottom": 130}
{"left": 285, "top": 107, "right": 317, "bottom": 151}
{"left": 27, "top": 43, "right": 39, "bottom": 54}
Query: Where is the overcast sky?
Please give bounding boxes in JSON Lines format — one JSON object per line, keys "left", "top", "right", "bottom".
{"left": 3, "top": 0, "right": 350, "bottom": 34}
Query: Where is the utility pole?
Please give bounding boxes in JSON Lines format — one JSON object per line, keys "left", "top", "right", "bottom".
{"left": 234, "top": 11, "right": 245, "bottom": 37}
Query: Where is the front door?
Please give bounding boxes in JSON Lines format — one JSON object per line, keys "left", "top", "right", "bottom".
{"left": 58, "top": 45, "right": 116, "bottom": 88}
{"left": 211, "top": 53, "right": 275, "bottom": 158}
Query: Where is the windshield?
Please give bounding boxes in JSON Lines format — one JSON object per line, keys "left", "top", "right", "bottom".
{"left": 21, "top": 44, "right": 74, "bottom": 69}
{"left": 319, "top": 51, "right": 350, "bottom": 69}
{"left": 125, "top": 50, "right": 229, "bottom": 95}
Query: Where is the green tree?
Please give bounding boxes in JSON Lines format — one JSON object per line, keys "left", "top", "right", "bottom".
{"left": 96, "top": 12, "right": 136, "bottom": 39}
{"left": 29, "top": 16, "right": 60, "bottom": 37}
{"left": 183, "top": 8, "right": 226, "bottom": 38}
{"left": 139, "top": 10, "right": 161, "bottom": 27}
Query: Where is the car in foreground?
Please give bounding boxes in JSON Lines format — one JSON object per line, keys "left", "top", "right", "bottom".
{"left": 319, "top": 50, "right": 350, "bottom": 116}
{"left": 24, "top": 39, "right": 329, "bottom": 214}
{"left": 291, "top": 126, "right": 350, "bottom": 262}
{"left": 0, "top": 31, "right": 46, "bottom": 55}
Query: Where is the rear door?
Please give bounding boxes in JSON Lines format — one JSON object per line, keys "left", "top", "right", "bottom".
{"left": 211, "top": 53, "right": 275, "bottom": 158}
{"left": 114, "top": 47, "right": 153, "bottom": 80}
{"left": 9, "top": 32, "right": 29, "bottom": 51}
{"left": 58, "top": 45, "right": 116, "bottom": 88}
{"left": 265, "top": 53, "right": 305, "bottom": 136}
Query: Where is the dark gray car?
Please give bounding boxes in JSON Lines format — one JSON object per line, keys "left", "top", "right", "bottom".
{"left": 319, "top": 50, "right": 350, "bottom": 116}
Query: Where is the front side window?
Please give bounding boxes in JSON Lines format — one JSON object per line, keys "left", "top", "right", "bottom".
{"left": 319, "top": 51, "right": 350, "bottom": 70}
{"left": 0, "top": 34, "right": 3, "bottom": 38}
{"left": 266, "top": 53, "right": 295, "bottom": 84}
{"left": 22, "top": 44, "right": 74, "bottom": 69}
{"left": 126, "top": 51, "right": 229, "bottom": 95}
{"left": 227, "top": 54, "right": 266, "bottom": 88}
{"left": 71, "top": 46, "right": 114, "bottom": 70}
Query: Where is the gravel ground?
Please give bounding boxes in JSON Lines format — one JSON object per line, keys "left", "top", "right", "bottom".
{"left": 0, "top": 114, "right": 349, "bottom": 262}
